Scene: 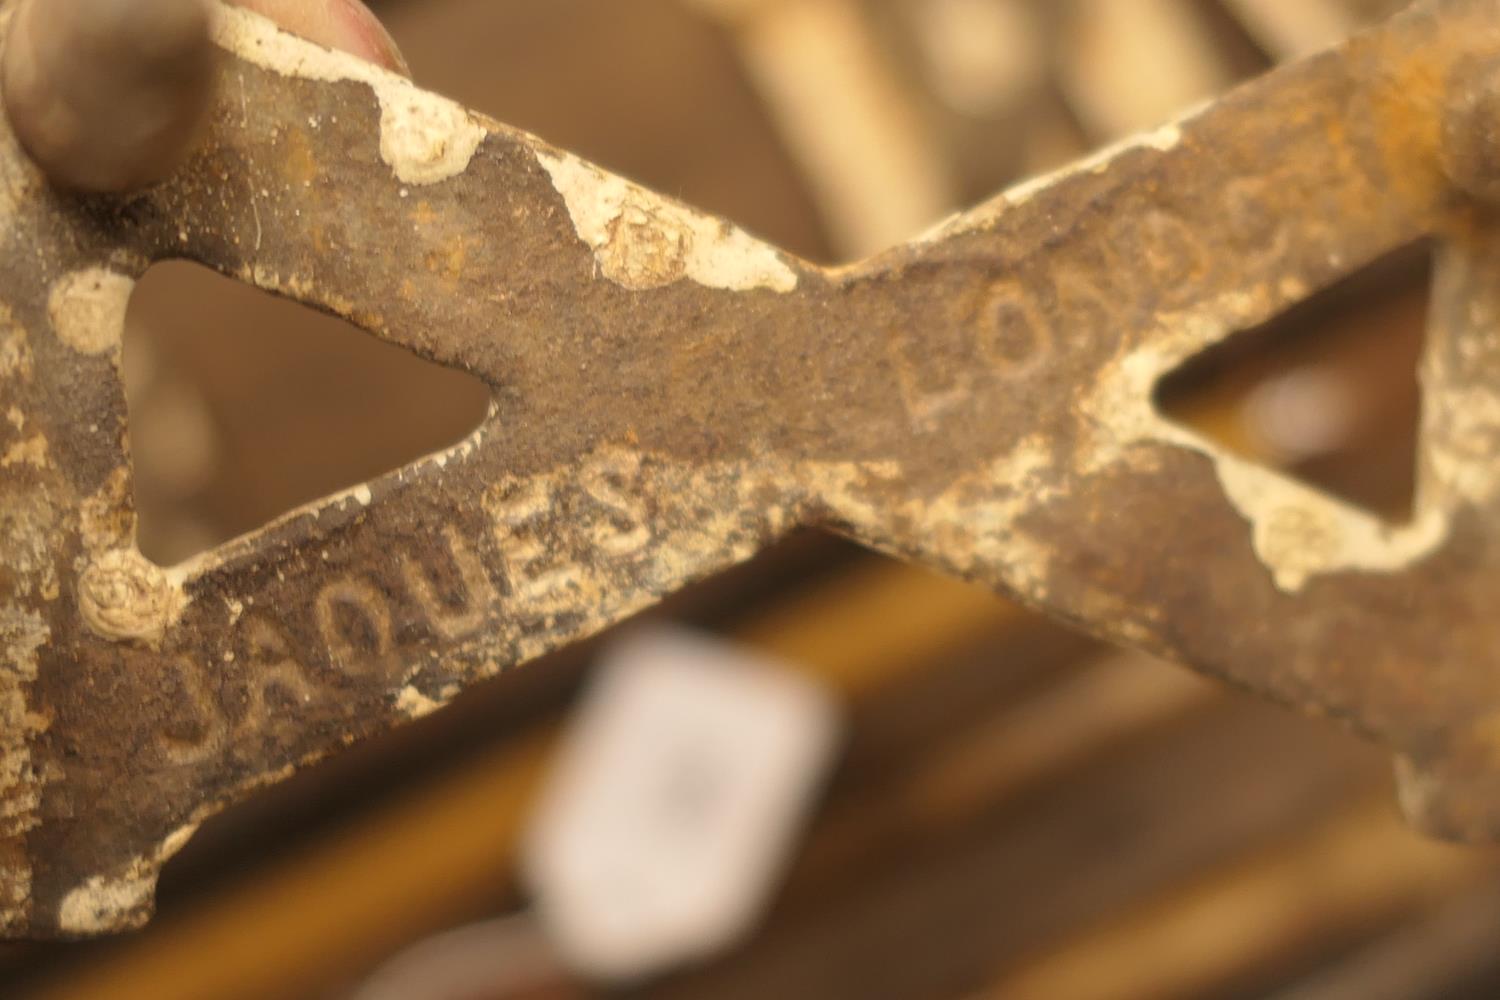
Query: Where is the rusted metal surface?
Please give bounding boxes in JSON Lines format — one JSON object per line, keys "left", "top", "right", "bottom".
{"left": 2, "top": 0, "right": 1500, "bottom": 939}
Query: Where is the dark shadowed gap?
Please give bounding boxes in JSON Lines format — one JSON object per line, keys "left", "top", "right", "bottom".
{"left": 1154, "top": 241, "right": 1431, "bottom": 523}
{"left": 122, "top": 260, "right": 492, "bottom": 566}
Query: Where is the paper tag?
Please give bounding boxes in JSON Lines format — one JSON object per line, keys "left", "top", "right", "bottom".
{"left": 522, "top": 627, "right": 840, "bottom": 983}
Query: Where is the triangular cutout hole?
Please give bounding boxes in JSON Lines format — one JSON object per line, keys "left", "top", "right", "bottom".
{"left": 1153, "top": 240, "right": 1431, "bottom": 523}
{"left": 123, "top": 261, "right": 491, "bottom": 566}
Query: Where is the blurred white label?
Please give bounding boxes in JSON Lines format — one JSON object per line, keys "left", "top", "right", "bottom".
{"left": 522, "top": 627, "right": 840, "bottom": 983}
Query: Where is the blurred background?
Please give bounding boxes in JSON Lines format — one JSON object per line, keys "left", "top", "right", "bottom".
{"left": 10, "top": 0, "right": 1500, "bottom": 997}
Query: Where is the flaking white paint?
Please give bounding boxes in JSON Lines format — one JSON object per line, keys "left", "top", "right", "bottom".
{"left": 1082, "top": 302, "right": 1450, "bottom": 592}
{"left": 211, "top": 5, "right": 485, "bottom": 186}
{"left": 47, "top": 269, "right": 134, "bottom": 357}
{"left": 58, "top": 869, "right": 154, "bottom": 934}
{"left": 536, "top": 150, "right": 799, "bottom": 293}
{"left": 396, "top": 685, "right": 442, "bottom": 719}
{"left": 77, "top": 549, "right": 187, "bottom": 645}
{"left": 0, "top": 607, "right": 47, "bottom": 927}
{"left": 0, "top": 435, "right": 47, "bottom": 470}
{"left": 56, "top": 818, "right": 199, "bottom": 935}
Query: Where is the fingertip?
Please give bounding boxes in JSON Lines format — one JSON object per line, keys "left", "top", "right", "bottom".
{"left": 233, "top": 0, "right": 409, "bottom": 76}
{"left": 333, "top": 0, "right": 410, "bottom": 77}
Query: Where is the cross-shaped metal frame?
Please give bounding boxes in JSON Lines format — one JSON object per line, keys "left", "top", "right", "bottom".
{"left": 3, "top": 0, "right": 1500, "bottom": 939}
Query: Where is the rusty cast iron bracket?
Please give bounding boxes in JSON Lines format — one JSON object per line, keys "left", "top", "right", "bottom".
{"left": 3, "top": 0, "right": 1500, "bottom": 939}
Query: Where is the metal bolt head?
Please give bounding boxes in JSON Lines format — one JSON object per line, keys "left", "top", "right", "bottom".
{"left": 1, "top": 0, "right": 216, "bottom": 193}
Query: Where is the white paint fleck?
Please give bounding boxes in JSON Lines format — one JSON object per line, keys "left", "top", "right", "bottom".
{"left": 1422, "top": 381, "right": 1500, "bottom": 508}
{"left": 0, "top": 607, "right": 48, "bottom": 928}
{"left": 158, "top": 822, "right": 201, "bottom": 861}
{"left": 0, "top": 322, "right": 29, "bottom": 380}
{"left": 56, "top": 820, "right": 197, "bottom": 935}
{"left": 396, "top": 685, "right": 443, "bottom": 720}
{"left": 212, "top": 6, "right": 486, "bottom": 185}
{"left": 3, "top": 478, "right": 61, "bottom": 607}
{"left": 77, "top": 549, "right": 187, "bottom": 645}
{"left": 78, "top": 467, "right": 134, "bottom": 558}
{"left": 1081, "top": 301, "right": 1450, "bottom": 592}
{"left": 58, "top": 871, "right": 153, "bottom": 933}
{"left": 535, "top": 149, "right": 799, "bottom": 293}
{"left": 0, "top": 435, "right": 47, "bottom": 470}
{"left": 403, "top": 419, "right": 488, "bottom": 479}
{"left": 47, "top": 269, "right": 135, "bottom": 357}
